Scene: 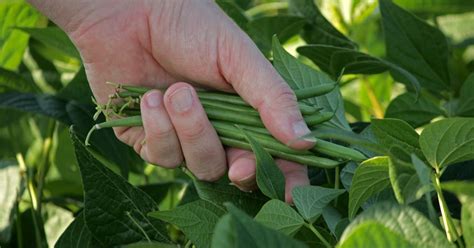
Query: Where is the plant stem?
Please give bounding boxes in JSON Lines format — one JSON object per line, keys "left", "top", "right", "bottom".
{"left": 184, "top": 239, "right": 192, "bottom": 248}
{"left": 36, "top": 121, "right": 57, "bottom": 214}
{"left": 433, "top": 170, "right": 461, "bottom": 245}
{"left": 304, "top": 223, "right": 331, "bottom": 248}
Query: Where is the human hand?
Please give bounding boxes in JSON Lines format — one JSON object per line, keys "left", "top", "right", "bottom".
{"left": 29, "top": 0, "right": 313, "bottom": 202}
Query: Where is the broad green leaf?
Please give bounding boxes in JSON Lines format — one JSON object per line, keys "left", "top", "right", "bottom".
{"left": 385, "top": 93, "right": 443, "bottom": 127}
{"left": 254, "top": 199, "right": 304, "bottom": 236}
{"left": 348, "top": 157, "right": 390, "bottom": 219}
{"left": 393, "top": 0, "right": 474, "bottom": 14}
{"left": 194, "top": 180, "right": 267, "bottom": 217}
{"left": 0, "top": 160, "right": 22, "bottom": 244}
{"left": 419, "top": 118, "right": 474, "bottom": 169}
{"left": 0, "top": 2, "right": 43, "bottom": 70}
{"left": 216, "top": 0, "right": 248, "bottom": 31}
{"left": 248, "top": 15, "right": 305, "bottom": 57}
{"left": 71, "top": 130, "right": 169, "bottom": 246}
{"left": 240, "top": 127, "right": 285, "bottom": 201}
{"left": 124, "top": 242, "right": 178, "bottom": 248}
{"left": 371, "top": 118, "right": 423, "bottom": 158}
{"left": 321, "top": 206, "right": 342, "bottom": 237}
{"left": 211, "top": 203, "right": 307, "bottom": 248}
{"left": 272, "top": 37, "right": 350, "bottom": 130}
{"left": 17, "top": 27, "right": 80, "bottom": 59}
{"left": 0, "top": 67, "right": 34, "bottom": 92}
{"left": 292, "top": 185, "right": 345, "bottom": 223}
{"left": 288, "top": 0, "right": 355, "bottom": 48}
{"left": 340, "top": 202, "right": 454, "bottom": 248}
{"left": 388, "top": 160, "right": 420, "bottom": 204}
{"left": 457, "top": 73, "right": 474, "bottom": 117}
{"left": 380, "top": 0, "right": 450, "bottom": 92}
{"left": 442, "top": 181, "right": 474, "bottom": 248}
{"left": 338, "top": 221, "right": 414, "bottom": 248}
{"left": 149, "top": 200, "right": 225, "bottom": 248}
{"left": 55, "top": 212, "right": 99, "bottom": 248}
{"left": 297, "top": 45, "right": 388, "bottom": 77}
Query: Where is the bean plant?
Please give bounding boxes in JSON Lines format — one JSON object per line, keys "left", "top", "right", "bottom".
{"left": 0, "top": 0, "right": 474, "bottom": 248}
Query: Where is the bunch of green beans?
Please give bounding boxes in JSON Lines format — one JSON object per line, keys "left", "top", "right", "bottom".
{"left": 86, "top": 83, "right": 366, "bottom": 168}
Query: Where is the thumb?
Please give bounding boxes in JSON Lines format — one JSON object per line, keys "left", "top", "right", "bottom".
{"left": 217, "top": 25, "right": 314, "bottom": 149}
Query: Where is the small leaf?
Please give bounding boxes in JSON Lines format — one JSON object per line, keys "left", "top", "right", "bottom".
{"left": 0, "top": 160, "right": 22, "bottom": 244}
{"left": 240, "top": 127, "right": 285, "bottom": 201}
{"left": 254, "top": 199, "right": 304, "bottom": 236}
{"left": 297, "top": 45, "right": 388, "bottom": 77}
{"left": 340, "top": 202, "right": 454, "bottom": 248}
{"left": 55, "top": 212, "right": 99, "bottom": 248}
{"left": 380, "top": 0, "right": 450, "bottom": 91}
{"left": 71, "top": 129, "right": 169, "bottom": 246}
{"left": 211, "top": 204, "right": 307, "bottom": 248}
{"left": 149, "top": 200, "right": 225, "bottom": 248}
{"left": 371, "top": 118, "right": 423, "bottom": 158}
{"left": 385, "top": 93, "right": 443, "bottom": 127}
{"left": 442, "top": 181, "right": 474, "bottom": 248}
{"left": 292, "top": 186, "right": 345, "bottom": 223}
{"left": 419, "top": 118, "right": 474, "bottom": 169}
{"left": 272, "top": 36, "right": 350, "bottom": 130}
{"left": 348, "top": 157, "right": 390, "bottom": 219}
{"left": 194, "top": 180, "right": 267, "bottom": 217}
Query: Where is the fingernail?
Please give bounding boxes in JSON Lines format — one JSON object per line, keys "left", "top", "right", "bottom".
{"left": 146, "top": 91, "right": 161, "bottom": 108}
{"left": 292, "top": 120, "right": 311, "bottom": 138}
{"left": 237, "top": 174, "right": 255, "bottom": 188}
{"left": 170, "top": 87, "right": 193, "bottom": 113}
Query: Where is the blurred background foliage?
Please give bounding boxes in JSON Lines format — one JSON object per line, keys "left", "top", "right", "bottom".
{"left": 1, "top": 0, "right": 474, "bottom": 247}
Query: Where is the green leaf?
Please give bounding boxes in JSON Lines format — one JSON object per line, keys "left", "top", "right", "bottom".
{"left": 17, "top": 27, "right": 80, "bottom": 59}
{"left": 43, "top": 204, "right": 74, "bottom": 247}
{"left": 338, "top": 221, "right": 414, "bottom": 248}
{"left": 0, "top": 2, "right": 43, "bottom": 70}
{"left": 254, "top": 199, "right": 304, "bottom": 236}
{"left": 380, "top": 0, "right": 450, "bottom": 92}
{"left": 216, "top": 0, "right": 248, "bottom": 31}
{"left": 297, "top": 45, "right": 388, "bottom": 77}
{"left": 419, "top": 118, "right": 474, "bottom": 169}
{"left": 457, "top": 73, "right": 474, "bottom": 117}
{"left": 211, "top": 203, "right": 307, "bottom": 248}
{"left": 371, "top": 118, "right": 423, "bottom": 158}
{"left": 0, "top": 67, "right": 34, "bottom": 92}
{"left": 55, "top": 212, "right": 99, "bottom": 248}
{"left": 288, "top": 0, "right": 355, "bottom": 48}
{"left": 393, "top": 0, "right": 474, "bottom": 14}
{"left": 348, "top": 157, "right": 390, "bottom": 219}
{"left": 442, "top": 181, "right": 474, "bottom": 248}
{"left": 194, "top": 180, "right": 267, "bottom": 217}
{"left": 0, "top": 160, "right": 22, "bottom": 244}
{"left": 248, "top": 15, "right": 305, "bottom": 57}
{"left": 388, "top": 160, "right": 420, "bottom": 204}
{"left": 385, "top": 93, "right": 443, "bottom": 127}
{"left": 292, "top": 185, "right": 345, "bottom": 223}
{"left": 272, "top": 37, "right": 350, "bottom": 130}
{"left": 124, "top": 242, "right": 178, "bottom": 248}
{"left": 70, "top": 129, "right": 169, "bottom": 246}
{"left": 149, "top": 200, "right": 225, "bottom": 248}
{"left": 240, "top": 127, "right": 285, "bottom": 201}
{"left": 340, "top": 202, "right": 454, "bottom": 248}
{"left": 58, "top": 67, "right": 93, "bottom": 104}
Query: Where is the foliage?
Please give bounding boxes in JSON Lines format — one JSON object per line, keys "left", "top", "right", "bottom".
{"left": 0, "top": 0, "right": 473, "bottom": 247}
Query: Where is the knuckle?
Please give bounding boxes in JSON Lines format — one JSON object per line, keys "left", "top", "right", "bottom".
{"left": 177, "top": 120, "right": 209, "bottom": 142}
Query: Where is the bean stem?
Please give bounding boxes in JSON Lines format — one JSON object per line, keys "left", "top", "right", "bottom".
{"left": 304, "top": 222, "right": 332, "bottom": 248}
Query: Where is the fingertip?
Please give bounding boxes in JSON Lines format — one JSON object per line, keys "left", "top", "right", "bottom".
{"left": 276, "top": 160, "right": 309, "bottom": 204}
{"left": 142, "top": 89, "right": 164, "bottom": 109}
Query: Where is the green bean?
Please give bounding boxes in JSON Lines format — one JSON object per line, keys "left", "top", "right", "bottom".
{"left": 219, "top": 137, "right": 340, "bottom": 168}
{"left": 211, "top": 121, "right": 312, "bottom": 155}
{"left": 294, "top": 84, "right": 336, "bottom": 100}
{"left": 200, "top": 99, "right": 259, "bottom": 116}
{"left": 85, "top": 116, "right": 143, "bottom": 145}
{"left": 305, "top": 112, "right": 334, "bottom": 127}
{"left": 204, "top": 105, "right": 264, "bottom": 127}
{"left": 311, "top": 139, "right": 366, "bottom": 161}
